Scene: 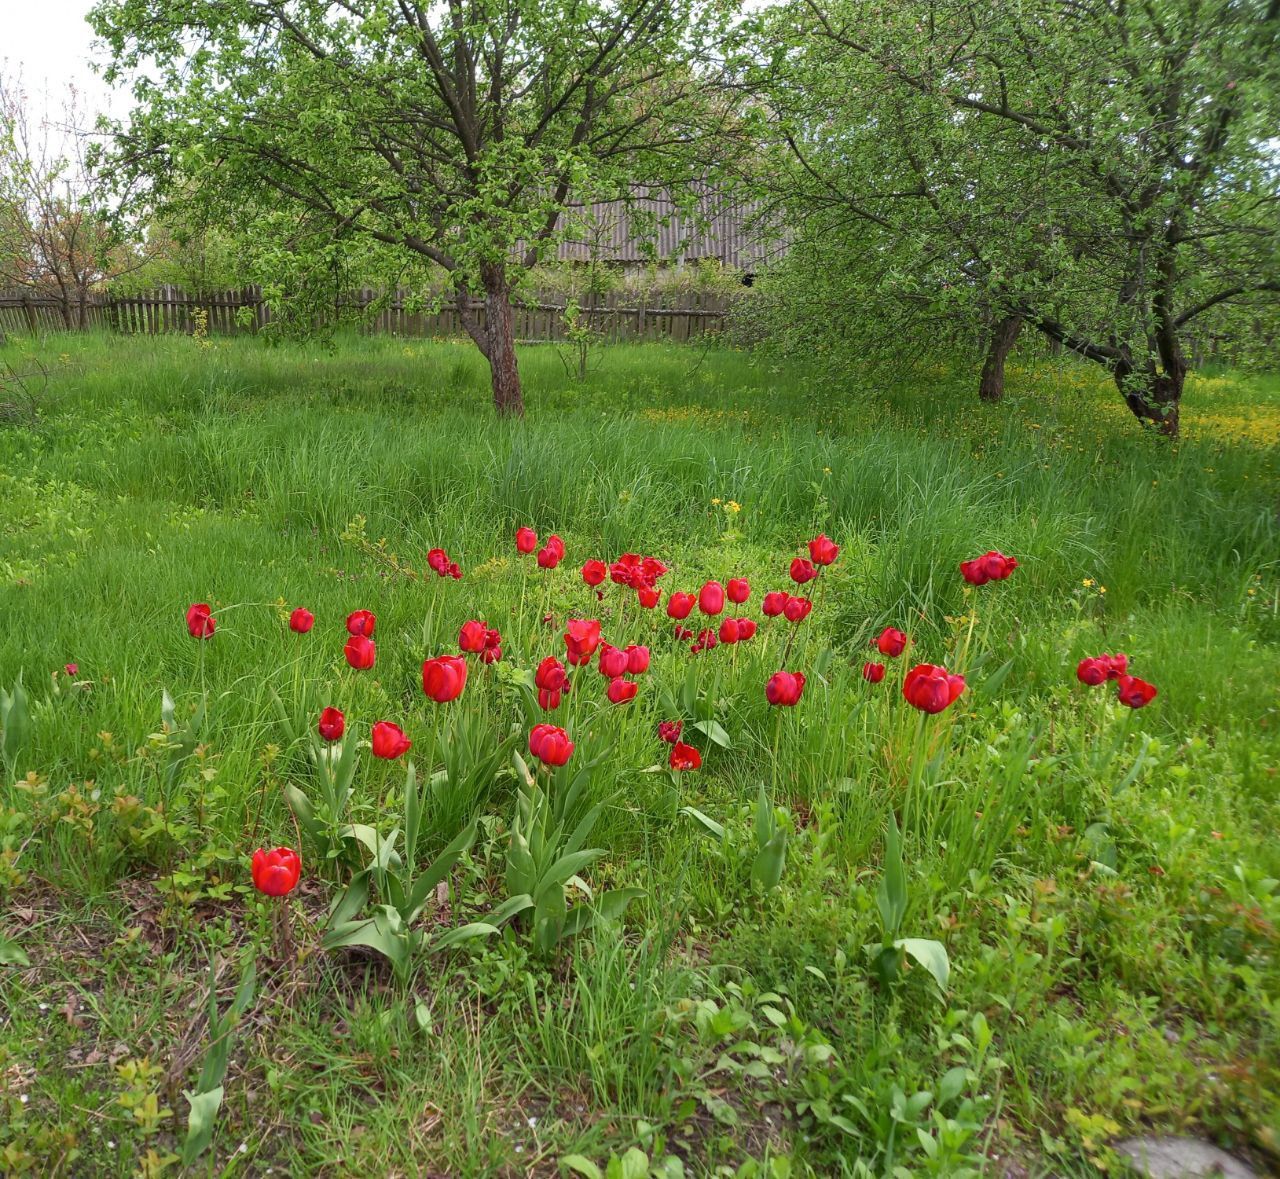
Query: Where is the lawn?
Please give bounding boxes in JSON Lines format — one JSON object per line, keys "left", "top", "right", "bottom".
{"left": 0, "top": 332, "right": 1277, "bottom": 1177}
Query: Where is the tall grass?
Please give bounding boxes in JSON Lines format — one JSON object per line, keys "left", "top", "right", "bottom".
{"left": 0, "top": 331, "right": 1277, "bottom": 1174}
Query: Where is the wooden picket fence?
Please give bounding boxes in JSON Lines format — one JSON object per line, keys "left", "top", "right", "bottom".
{"left": 0, "top": 284, "right": 734, "bottom": 343}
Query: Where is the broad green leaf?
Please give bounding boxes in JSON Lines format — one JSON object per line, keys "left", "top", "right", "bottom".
{"left": 284, "top": 784, "right": 321, "bottom": 843}
{"left": 181, "top": 1085, "right": 224, "bottom": 1165}
{"left": 751, "top": 830, "right": 787, "bottom": 892}
{"left": 487, "top": 894, "right": 534, "bottom": 925}
{"left": 322, "top": 912, "right": 411, "bottom": 976}
{"left": 404, "top": 820, "right": 477, "bottom": 924}
{"left": 327, "top": 871, "right": 370, "bottom": 929}
{"left": 691, "top": 719, "right": 730, "bottom": 748}
{"left": 681, "top": 806, "right": 726, "bottom": 840}
{"left": 876, "top": 814, "right": 908, "bottom": 937}
{"left": 430, "top": 922, "right": 503, "bottom": 950}
{"left": 403, "top": 761, "right": 421, "bottom": 865}
{"left": 896, "top": 938, "right": 950, "bottom": 991}
{"left": 534, "top": 849, "right": 602, "bottom": 902}
{"left": 980, "top": 658, "right": 1015, "bottom": 697}
{"left": 0, "top": 936, "right": 29, "bottom": 966}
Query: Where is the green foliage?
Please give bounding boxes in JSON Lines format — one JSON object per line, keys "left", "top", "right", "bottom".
{"left": 505, "top": 751, "right": 644, "bottom": 954}
{"left": 0, "top": 336, "right": 1276, "bottom": 1171}
{"left": 683, "top": 782, "right": 791, "bottom": 896}
{"left": 742, "top": 0, "right": 1280, "bottom": 428}
{"left": 91, "top": 0, "right": 745, "bottom": 407}
{"left": 0, "top": 673, "right": 29, "bottom": 776}
{"left": 181, "top": 955, "right": 257, "bottom": 1166}
{"left": 869, "top": 815, "right": 951, "bottom": 993}
{"left": 322, "top": 761, "right": 500, "bottom": 982}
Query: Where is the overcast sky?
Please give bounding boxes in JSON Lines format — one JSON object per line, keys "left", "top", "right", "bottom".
{"left": 3, "top": 0, "right": 120, "bottom": 118}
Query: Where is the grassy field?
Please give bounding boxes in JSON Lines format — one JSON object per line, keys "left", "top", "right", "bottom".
{"left": 0, "top": 332, "right": 1277, "bottom": 1177}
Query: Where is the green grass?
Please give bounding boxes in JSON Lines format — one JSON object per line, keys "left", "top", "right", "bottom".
{"left": 0, "top": 331, "right": 1277, "bottom": 1177}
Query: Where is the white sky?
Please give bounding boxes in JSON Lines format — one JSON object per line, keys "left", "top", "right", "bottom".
{"left": 2, "top": 0, "right": 121, "bottom": 118}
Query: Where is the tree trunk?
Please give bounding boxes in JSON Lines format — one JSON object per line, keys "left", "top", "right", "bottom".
{"left": 1114, "top": 359, "right": 1184, "bottom": 438}
{"left": 978, "top": 314, "right": 1023, "bottom": 402}
{"left": 481, "top": 263, "right": 524, "bottom": 418}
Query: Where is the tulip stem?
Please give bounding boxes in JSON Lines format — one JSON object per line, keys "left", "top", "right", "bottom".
{"left": 770, "top": 709, "right": 784, "bottom": 794}
{"left": 273, "top": 899, "right": 294, "bottom": 965}
{"left": 780, "top": 618, "right": 800, "bottom": 668}
{"left": 903, "top": 711, "right": 928, "bottom": 851}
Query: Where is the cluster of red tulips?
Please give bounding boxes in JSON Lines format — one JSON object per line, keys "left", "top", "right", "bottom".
{"left": 427, "top": 547, "right": 463, "bottom": 580}
{"left": 188, "top": 538, "right": 1158, "bottom": 900}
{"left": 1076, "top": 652, "right": 1157, "bottom": 708}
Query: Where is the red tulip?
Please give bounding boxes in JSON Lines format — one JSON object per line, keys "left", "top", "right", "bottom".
{"left": 459, "top": 619, "right": 489, "bottom": 653}
{"left": 789, "top": 558, "right": 818, "bottom": 585}
{"left": 344, "top": 634, "right": 376, "bottom": 670}
{"left": 535, "top": 656, "right": 568, "bottom": 692}
{"left": 346, "top": 609, "right": 376, "bottom": 638}
{"left": 875, "top": 627, "right": 907, "bottom": 657}
{"left": 625, "top": 645, "right": 650, "bottom": 675}
{"left": 448, "top": 562, "right": 463, "bottom": 580}
{"left": 1104, "top": 653, "right": 1129, "bottom": 679}
{"left": 670, "top": 742, "right": 702, "bottom": 771}
{"left": 783, "top": 596, "right": 812, "bottom": 623}
{"left": 658, "top": 719, "right": 683, "bottom": 744}
{"left": 610, "top": 554, "right": 641, "bottom": 586}
{"left": 582, "top": 559, "right": 607, "bottom": 586}
{"left": 863, "top": 662, "right": 886, "bottom": 683}
{"left": 564, "top": 619, "right": 602, "bottom": 666}
{"left": 902, "top": 664, "right": 966, "bottom": 714}
{"left": 535, "top": 656, "right": 569, "bottom": 710}
{"left": 598, "top": 643, "right": 629, "bottom": 678}
{"left": 761, "top": 591, "right": 787, "bottom": 617}
{"left": 537, "top": 544, "right": 562, "bottom": 569}
{"left": 318, "top": 707, "right": 345, "bottom": 741}
{"left": 64, "top": 663, "right": 78, "bottom": 677}
{"left": 699, "top": 581, "right": 725, "bottom": 615}
{"left": 289, "top": 607, "right": 315, "bottom": 634}
{"left": 1076, "top": 657, "right": 1110, "bottom": 686}
{"left": 718, "top": 617, "right": 741, "bottom": 644}
{"left": 422, "top": 654, "right": 467, "bottom": 702}
{"left": 979, "top": 550, "right": 1018, "bottom": 581}
{"left": 727, "top": 578, "right": 750, "bottom": 604}
{"left": 529, "top": 723, "right": 574, "bottom": 767}
{"left": 607, "top": 677, "right": 638, "bottom": 704}
{"left": 692, "top": 628, "right": 719, "bottom": 654}
{"left": 427, "top": 548, "right": 449, "bottom": 574}
{"left": 251, "top": 846, "right": 300, "bottom": 897}
{"left": 516, "top": 527, "right": 538, "bottom": 554}
{"left": 1116, "top": 675, "right": 1157, "bottom": 708}
{"left": 371, "top": 721, "right": 412, "bottom": 759}
{"left": 641, "top": 556, "right": 668, "bottom": 584}
{"left": 672, "top": 625, "right": 694, "bottom": 641}
{"left": 636, "top": 585, "right": 660, "bottom": 609}
{"left": 737, "top": 618, "right": 757, "bottom": 640}
{"left": 480, "top": 645, "right": 502, "bottom": 665}
{"left": 765, "top": 670, "right": 806, "bottom": 707}
{"left": 666, "top": 592, "right": 696, "bottom": 620}
{"left": 960, "top": 550, "right": 1018, "bottom": 585}
{"left": 186, "top": 602, "right": 216, "bottom": 639}
{"left": 808, "top": 534, "right": 839, "bottom": 566}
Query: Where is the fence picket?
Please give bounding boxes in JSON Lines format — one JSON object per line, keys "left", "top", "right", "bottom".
{"left": 0, "top": 284, "right": 733, "bottom": 344}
